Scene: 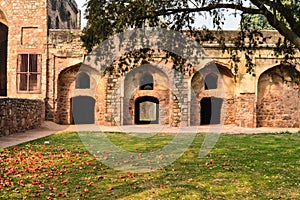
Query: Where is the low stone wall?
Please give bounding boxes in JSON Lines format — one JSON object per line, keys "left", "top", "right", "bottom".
{"left": 0, "top": 98, "right": 44, "bottom": 136}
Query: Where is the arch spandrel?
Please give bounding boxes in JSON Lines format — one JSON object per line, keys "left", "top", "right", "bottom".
{"left": 0, "top": 6, "right": 9, "bottom": 26}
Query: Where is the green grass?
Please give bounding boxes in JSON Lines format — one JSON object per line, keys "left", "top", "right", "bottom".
{"left": 1, "top": 131, "right": 300, "bottom": 199}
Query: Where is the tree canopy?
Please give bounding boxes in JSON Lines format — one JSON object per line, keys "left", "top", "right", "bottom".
{"left": 81, "top": 0, "right": 300, "bottom": 74}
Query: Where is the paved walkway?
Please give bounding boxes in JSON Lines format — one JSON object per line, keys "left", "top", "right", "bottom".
{"left": 0, "top": 121, "right": 299, "bottom": 148}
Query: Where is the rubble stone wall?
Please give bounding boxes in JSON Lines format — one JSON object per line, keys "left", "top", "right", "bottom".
{"left": 0, "top": 98, "right": 44, "bottom": 136}
{"left": 257, "top": 65, "right": 300, "bottom": 128}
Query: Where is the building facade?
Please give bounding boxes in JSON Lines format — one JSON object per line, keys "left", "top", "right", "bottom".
{"left": 0, "top": 0, "right": 81, "bottom": 135}
{"left": 0, "top": 0, "right": 299, "bottom": 136}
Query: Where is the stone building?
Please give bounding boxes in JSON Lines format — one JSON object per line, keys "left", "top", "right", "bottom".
{"left": 0, "top": 0, "right": 81, "bottom": 135}
{"left": 0, "top": 0, "right": 299, "bottom": 136}
{"left": 46, "top": 30, "right": 300, "bottom": 129}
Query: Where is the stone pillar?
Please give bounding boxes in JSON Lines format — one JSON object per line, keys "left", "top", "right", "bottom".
{"left": 105, "top": 74, "right": 121, "bottom": 126}
{"left": 45, "top": 54, "right": 55, "bottom": 121}
{"left": 235, "top": 93, "right": 256, "bottom": 128}
{"left": 172, "top": 71, "right": 189, "bottom": 127}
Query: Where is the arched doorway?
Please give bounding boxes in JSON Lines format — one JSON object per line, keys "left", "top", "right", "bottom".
{"left": 135, "top": 96, "right": 159, "bottom": 124}
{"left": 56, "top": 63, "right": 99, "bottom": 124}
{"left": 71, "top": 96, "right": 95, "bottom": 124}
{"left": 57, "top": 64, "right": 80, "bottom": 124}
{"left": 123, "top": 64, "right": 170, "bottom": 125}
{"left": 200, "top": 97, "right": 223, "bottom": 125}
{"left": 0, "top": 22, "right": 8, "bottom": 96}
{"left": 191, "top": 61, "right": 235, "bottom": 126}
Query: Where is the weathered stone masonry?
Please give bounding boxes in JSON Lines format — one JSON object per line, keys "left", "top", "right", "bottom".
{"left": 0, "top": 98, "right": 44, "bottom": 136}
{"left": 45, "top": 30, "right": 300, "bottom": 129}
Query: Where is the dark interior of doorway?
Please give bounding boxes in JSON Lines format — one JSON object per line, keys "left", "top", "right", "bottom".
{"left": 0, "top": 23, "right": 8, "bottom": 96}
{"left": 200, "top": 97, "right": 223, "bottom": 125}
{"left": 71, "top": 96, "right": 95, "bottom": 124}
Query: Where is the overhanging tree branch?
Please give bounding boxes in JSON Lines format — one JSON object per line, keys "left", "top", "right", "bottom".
{"left": 156, "top": 3, "right": 262, "bottom": 16}
{"left": 138, "top": 3, "right": 262, "bottom": 20}
{"left": 251, "top": 0, "right": 300, "bottom": 49}
{"left": 260, "top": 0, "right": 297, "bottom": 29}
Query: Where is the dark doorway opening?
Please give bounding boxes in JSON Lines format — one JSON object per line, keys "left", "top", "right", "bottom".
{"left": 71, "top": 96, "right": 95, "bottom": 124}
{"left": 200, "top": 97, "right": 223, "bottom": 125}
{"left": 0, "top": 23, "right": 8, "bottom": 96}
{"left": 135, "top": 96, "right": 159, "bottom": 124}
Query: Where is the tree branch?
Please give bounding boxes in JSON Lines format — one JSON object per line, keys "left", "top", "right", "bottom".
{"left": 261, "top": 0, "right": 297, "bottom": 28}
{"left": 155, "top": 3, "right": 262, "bottom": 16}
{"left": 250, "top": 0, "right": 300, "bottom": 49}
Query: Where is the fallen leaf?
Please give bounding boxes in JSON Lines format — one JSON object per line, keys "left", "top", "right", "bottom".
{"left": 160, "top": 184, "right": 166, "bottom": 189}
{"left": 133, "top": 186, "right": 139, "bottom": 190}
{"left": 106, "top": 187, "right": 113, "bottom": 191}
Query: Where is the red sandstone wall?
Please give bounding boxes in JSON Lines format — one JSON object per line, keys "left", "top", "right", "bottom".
{"left": 257, "top": 65, "right": 300, "bottom": 128}
{"left": 235, "top": 94, "right": 256, "bottom": 128}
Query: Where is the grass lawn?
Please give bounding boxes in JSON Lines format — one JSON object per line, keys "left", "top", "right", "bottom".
{"left": 1, "top": 131, "right": 300, "bottom": 199}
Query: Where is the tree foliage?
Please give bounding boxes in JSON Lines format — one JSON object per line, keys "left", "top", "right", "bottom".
{"left": 81, "top": 0, "right": 300, "bottom": 74}
{"left": 240, "top": 14, "right": 274, "bottom": 30}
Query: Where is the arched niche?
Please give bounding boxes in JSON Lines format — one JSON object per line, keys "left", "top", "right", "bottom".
{"left": 56, "top": 64, "right": 98, "bottom": 124}
{"left": 257, "top": 65, "right": 300, "bottom": 127}
{"left": 140, "top": 73, "right": 154, "bottom": 90}
{"left": 190, "top": 61, "right": 236, "bottom": 126}
{"left": 204, "top": 73, "right": 218, "bottom": 90}
{"left": 123, "top": 64, "right": 170, "bottom": 125}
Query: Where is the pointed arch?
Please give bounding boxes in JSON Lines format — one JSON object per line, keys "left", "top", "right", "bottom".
{"left": 190, "top": 61, "right": 236, "bottom": 126}
{"left": 57, "top": 63, "right": 99, "bottom": 124}
{"left": 0, "top": 9, "right": 8, "bottom": 26}
{"left": 257, "top": 64, "right": 300, "bottom": 127}
{"left": 123, "top": 63, "right": 170, "bottom": 125}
